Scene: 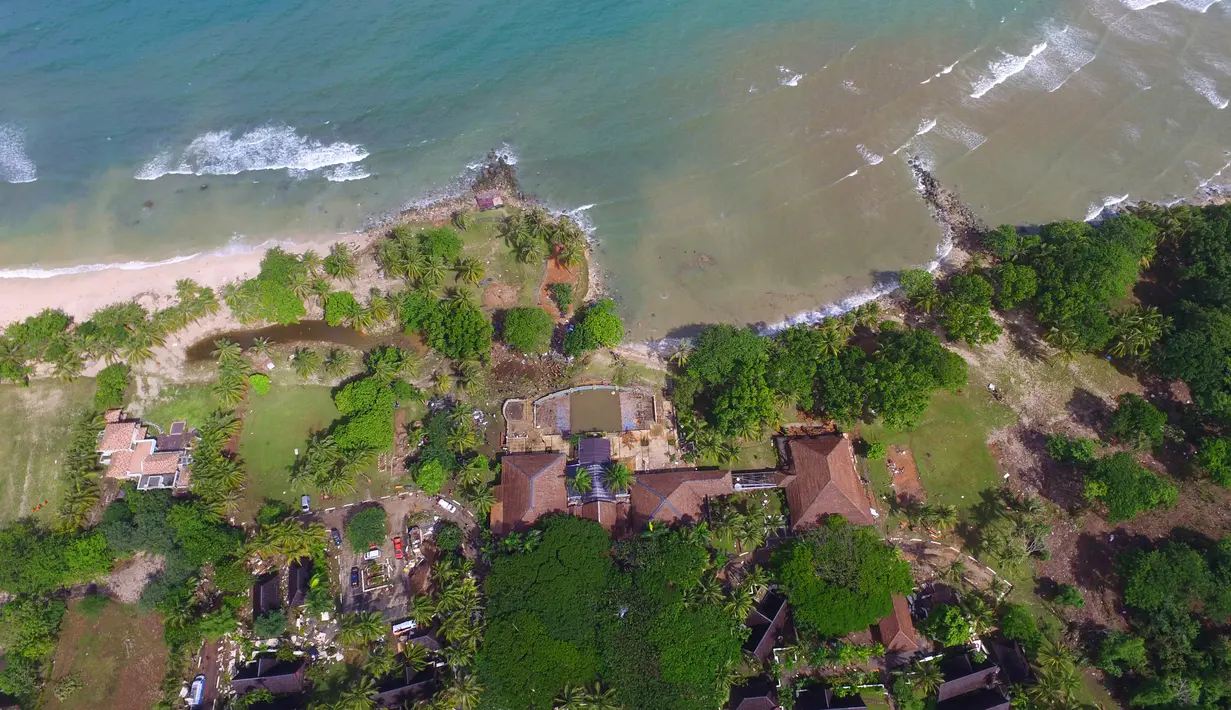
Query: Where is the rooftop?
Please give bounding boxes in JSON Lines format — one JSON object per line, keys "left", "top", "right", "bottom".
{"left": 627, "top": 469, "right": 733, "bottom": 529}
{"left": 231, "top": 657, "right": 304, "bottom": 697}
{"left": 491, "top": 452, "right": 569, "bottom": 536}
{"left": 878, "top": 594, "right": 919, "bottom": 656}
{"left": 780, "top": 436, "right": 874, "bottom": 528}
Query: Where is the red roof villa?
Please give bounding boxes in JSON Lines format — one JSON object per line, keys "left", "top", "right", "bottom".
{"left": 96, "top": 410, "right": 192, "bottom": 491}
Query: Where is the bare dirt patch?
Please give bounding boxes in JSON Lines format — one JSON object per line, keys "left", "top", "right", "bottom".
{"left": 104, "top": 553, "right": 166, "bottom": 604}
{"left": 46, "top": 599, "right": 168, "bottom": 710}
{"left": 539, "top": 256, "right": 579, "bottom": 319}
{"left": 483, "top": 282, "right": 520, "bottom": 309}
{"left": 886, "top": 445, "right": 926, "bottom": 506}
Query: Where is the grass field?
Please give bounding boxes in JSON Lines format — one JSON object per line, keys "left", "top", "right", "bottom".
{"left": 45, "top": 598, "right": 167, "bottom": 710}
{"left": 137, "top": 383, "right": 215, "bottom": 432}
{"left": 861, "top": 386, "right": 1016, "bottom": 509}
{"left": 236, "top": 371, "right": 424, "bottom": 519}
{"left": 459, "top": 214, "right": 544, "bottom": 307}
{"left": 0, "top": 379, "right": 96, "bottom": 524}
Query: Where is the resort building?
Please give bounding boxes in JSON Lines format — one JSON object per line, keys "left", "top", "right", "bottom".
{"left": 95, "top": 409, "right": 192, "bottom": 491}
{"left": 934, "top": 655, "right": 1012, "bottom": 710}
{"left": 492, "top": 429, "right": 878, "bottom": 538}
{"left": 877, "top": 594, "right": 921, "bottom": 660}
{"left": 231, "top": 657, "right": 305, "bottom": 698}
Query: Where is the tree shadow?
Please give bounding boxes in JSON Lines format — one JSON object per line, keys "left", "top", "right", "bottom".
{"left": 1000, "top": 311, "right": 1049, "bottom": 363}
{"left": 1019, "top": 429, "right": 1087, "bottom": 511}
{"left": 1067, "top": 388, "right": 1110, "bottom": 437}
{"left": 1033, "top": 576, "right": 1060, "bottom": 601}
{"left": 1073, "top": 529, "right": 1150, "bottom": 592}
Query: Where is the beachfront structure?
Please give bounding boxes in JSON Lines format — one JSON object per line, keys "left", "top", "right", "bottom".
{"left": 96, "top": 409, "right": 192, "bottom": 491}
{"left": 877, "top": 594, "right": 921, "bottom": 660}
{"left": 231, "top": 657, "right": 305, "bottom": 698}
{"left": 491, "top": 433, "right": 877, "bottom": 538}
{"left": 934, "top": 655, "right": 1012, "bottom": 710}
{"left": 474, "top": 189, "right": 504, "bottom": 211}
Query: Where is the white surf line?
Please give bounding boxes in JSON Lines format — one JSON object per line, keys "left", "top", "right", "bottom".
{"left": 893, "top": 118, "right": 939, "bottom": 155}
{"left": 970, "top": 41, "right": 1049, "bottom": 99}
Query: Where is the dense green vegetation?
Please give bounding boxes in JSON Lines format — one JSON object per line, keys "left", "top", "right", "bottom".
{"left": 477, "top": 516, "right": 749, "bottom": 710}
{"left": 502, "top": 306, "right": 555, "bottom": 355}
{"left": 92, "top": 363, "right": 130, "bottom": 410}
{"left": 562, "top": 298, "right": 624, "bottom": 356}
{"left": 771, "top": 516, "right": 913, "bottom": 639}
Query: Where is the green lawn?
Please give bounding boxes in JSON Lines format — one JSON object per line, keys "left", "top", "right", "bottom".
{"left": 237, "top": 374, "right": 424, "bottom": 518}
{"left": 458, "top": 213, "right": 544, "bottom": 307}
{"left": 861, "top": 386, "right": 1016, "bottom": 509}
{"left": 700, "top": 438, "right": 777, "bottom": 471}
{"left": 137, "top": 383, "right": 215, "bottom": 432}
{"left": 0, "top": 379, "right": 96, "bottom": 524}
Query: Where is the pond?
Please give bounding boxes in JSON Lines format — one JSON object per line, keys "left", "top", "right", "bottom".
{"left": 185, "top": 321, "right": 424, "bottom": 362}
{"left": 569, "top": 388, "right": 624, "bottom": 433}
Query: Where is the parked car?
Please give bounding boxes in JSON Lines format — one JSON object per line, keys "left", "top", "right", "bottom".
{"left": 188, "top": 675, "right": 205, "bottom": 707}
{"left": 330, "top": 528, "right": 343, "bottom": 546}
{"left": 437, "top": 498, "right": 458, "bottom": 514}
{"left": 393, "top": 536, "right": 404, "bottom": 559}
{"left": 301, "top": 495, "right": 311, "bottom": 513}
{"left": 350, "top": 567, "right": 360, "bottom": 588}
{"left": 364, "top": 545, "right": 381, "bottom": 560}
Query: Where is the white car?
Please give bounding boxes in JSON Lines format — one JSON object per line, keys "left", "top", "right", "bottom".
{"left": 363, "top": 547, "right": 381, "bottom": 560}
{"left": 188, "top": 675, "right": 205, "bottom": 707}
{"left": 437, "top": 498, "right": 458, "bottom": 514}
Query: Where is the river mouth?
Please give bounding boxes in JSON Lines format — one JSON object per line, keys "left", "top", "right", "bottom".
{"left": 184, "top": 321, "right": 424, "bottom": 363}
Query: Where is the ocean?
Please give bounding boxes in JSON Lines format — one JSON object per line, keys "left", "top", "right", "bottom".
{"left": 1, "top": 0, "right": 1229, "bottom": 337}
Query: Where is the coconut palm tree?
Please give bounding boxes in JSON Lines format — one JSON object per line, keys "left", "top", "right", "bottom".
{"left": 366, "top": 289, "right": 392, "bottom": 323}
{"left": 853, "top": 301, "right": 881, "bottom": 329}
{"left": 961, "top": 595, "right": 995, "bottom": 637}
{"left": 688, "top": 571, "right": 725, "bottom": 608}
{"left": 300, "top": 249, "right": 324, "bottom": 277}
{"left": 52, "top": 351, "right": 84, "bottom": 382}
{"left": 555, "top": 685, "right": 588, "bottom": 710}
{"left": 456, "top": 458, "right": 487, "bottom": 488}
{"left": 604, "top": 462, "right": 634, "bottom": 494}
{"left": 448, "top": 422, "right": 478, "bottom": 454}
{"left": 1045, "top": 326, "right": 1081, "bottom": 363}
{"left": 292, "top": 347, "right": 323, "bottom": 379}
{"left": 455, "top": 257, "right": 485, "bottom": 285}
{"left": 908, "top": 660, "right": 943, "bottom": 696}
{"left": 248, "top": 337, "right": 273, "bottom": 360}
{"left": 433, "top": 371, "right": 453, "bottom": 395}
{"left": 926, "top": 504, "right": 959, "bottom": 533}
{"left": 447, "top": 674, "right": 483, "bottom": 710}
{"left": 514, "top": 237, "right": 547, "bottom": 264}
{"left": 724, "top": 591, "right": 755, "bottom": 619}
{"left": 452, "top": 208, "right": 474, "bottom": 230}
{"left": 557, "top": 242, "right": 583, "bottom": 271}
{"left": 338, "top": 611, "right": 387, "bottom": 648}
{"left": 322, "top": 348, "right": 352, "bottom": 378}
{"left": 338, "top": 674, "right": 377, "bottom": 710}
{"left": 325, "top": 243, "right": 359, "bottom": 282}
{"left": 351, "top": 307, "right": 376, "bottom": 335}
{"left": 409, "top": 595, "right": 437, "bottom": 626}
{"left": 212, "top": 338, "right": 243, "bottom": 364}
{"left": 741, "top": 565, "right": 770, "bottom": 598}
{"left": 571, "top": 468, "right": 593, "bottom": 494}
{"left": 668, "top": 341, "right": 692, "bottom": 368}
{"left": 403, "top": 641, "right": 431, "bottom": 673}
{"left": 418, "top": 257, "right": 445, "bottom": 288}
{"left": 817, "top": 326, "right": 846, "bottom": 358}
{"left": 212, "top": 375, "right": 247, "bottom": 407}
{"left": 288, "top": 270, "right": 314, "bottom": 301}
{"left": 467, "top": 486, "right": 495, "bottom": 517}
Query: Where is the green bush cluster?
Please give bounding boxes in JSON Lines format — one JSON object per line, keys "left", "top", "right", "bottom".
{"left": 502, "top": 307, "right": 555, "bottom": 355}
{"left": 346, "top": 507, "right": 388, "bottom": 554}
{"left": 563, "top": 299, "right": 623, "bottom": 356}
{"left": 93, "top": 363, "right": 131, "bottom": 410}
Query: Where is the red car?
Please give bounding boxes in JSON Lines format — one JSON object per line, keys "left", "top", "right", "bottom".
{"left": 393, "top": 536, "right": 404, "bottom": 559}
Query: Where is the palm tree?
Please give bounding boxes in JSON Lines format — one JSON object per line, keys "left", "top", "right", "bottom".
{"left": 292, "top": 347, "right": 323, "bottom": 379}
{"left": 724, "top": 591, "right": 755, "bottom": 619}
{"left": 52, "top": 351, "right": 84, "bottom": 382}
{"left": 323, "top": 348, "right": 352, "bottom": 377}
{"left": 962, "top": 595, "right": 995, "bottom": 638}
{"left": 514, "top": 237, "right": 547, "bottom": 264}
{"left": 300, "top": 249, "right": 324, "bottom": 277}
{"left": 175, "top": 278, "right": 200, "bottom": 301}
{"left": 741, "top": 565, "right": 770, "bottom": 598}
{"left": 338, "top": 611, "right": 386, "bottom": 648}
{"left": 853, "top": 301, "right": 881, "bottom": 329}
{"left": 338, "top": 674, "right": 377, "bottom": 710}
{"left": 421, "top": 258, "right": 447, "bottom": 287}
{"left": 249, "top": 337, "right": 273, "bottom": 360}
{"left": 351, "top": 307, "right": 376, "bottom": 334}
{"left": 817, "top": 326, "right": 845, "bottom": 357}
{"left": 468, "top": 486, "right": 495, "bottom": 517}
{"left": 557, "top": 243, "right": 583, "bottom": 271}
{"left": 1028, "top": 663, "right": 1082, "bottom": 709}
{"left": 455, "top": 257, "right": 485, "bottom": 285}
{"left": 403, "top": 642, "right": 430, "bottom": 672}
{"left": 212, "top": 338, "right": 243, "bottom": 364}
{"left": 572, "top": 468, "right": 593, "bottom": 494}
{"left": 926, "top": 504, "right": 959, "bottom": 533}
{"left": 1045, "top": 326, "right": 1081, "bottom": 363}
{"left": 555, "top": 685, "right": 588, "bottom": 710}
{"left": 604, "top": 462, "right": 634, "bottom": 494}
{"left": 366, "top": 289, "right": 392, "bottom": 323}
{"left": 909, "top": 660, "right": 943, "bottom": 696}
{"left": 668, "top": 341, "right": 692, "bottom": 368}
{"left": 212, "top": 375, "right": 247, "bottom": 407}
{"left": 452, "top": 208, "right": 474, "bottom": 230}
{"left": 447, "top": 674, "right": 483, "bottom": 710}
{"left": 288, "top": 270, "right": 314, "bottom": 301}
{"left": 689, "top": 571, "right": 725, "bottom": 608}
{"left": 409, "top": 595, "right": 437, "bottom": 626}
{"left": 325, "top": 243, "right": 359, "bottom": 282}
{"left": 403, "top": 251, "right": 428, "bottom": 283}
{"left": 447, "top": 422, "right": 478, "bottom": 454}
{"left": 433, "top": 370, "right": 453, "bottom": 395}
{"left": 364, "top": 645, "right": 400, "bottom": 680}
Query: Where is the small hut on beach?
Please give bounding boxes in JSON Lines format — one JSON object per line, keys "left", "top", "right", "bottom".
{"left": 475, "top": 189, "right": 504, "bottom": 211}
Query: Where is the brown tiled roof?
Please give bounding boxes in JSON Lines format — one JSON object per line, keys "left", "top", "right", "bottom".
{"left": 730, "top": 677, "right": 777, "bottom": 710}
{"left": 743, "top": 592, "right": 789, "bottom": 662}
{"left": 782, "top": 437, "right": 874, "bottom": 528}
{"left": 142, "top": 452, "right": 181, "bottom": 475}
{"left": 105, "top": 450, "right": 134, "bottom": 480}
{"left": 879, "top": 594, "right": 919, "bottom": 654}
{"left": 103, "top": 409, "right": 124, "bottom": 424}
{"left": 938, "top": 657, "right": 1001, "bottom": 702}
{"left": 575, "top": 500, "right": 621, "bottom": 532}
{"left": 628, "top": 469, "right": 733, "bottom": 529}
{"left": 491, "top": 453, "right": 568, "bottom": 536}
{"left": 98, "top": 422, "right": 139, "bottom": 452}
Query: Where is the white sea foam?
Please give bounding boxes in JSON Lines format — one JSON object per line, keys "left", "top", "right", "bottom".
{"left": 0, "top": 125, "right": 37, "bottom": 184}
{"left": 0, "top": 239, "right": 281, "bottom": 279}
{"left": 1198, "top": 158, "right": 1231, "bottom": 189}
{"left": 938, "top": 121, "right": 988, "bottom": 152}
{"left": 134, "top": 124, "right": 368, "bottom": 180}
{"left": 1121, "top": 0, "right": 1170, "bottom": 8}
{"left": 892, "top": 119, "right": 938, "bottom": 155}
{"left": 324, "top": 163, "right": 371, "bottom": 182}
{"left": 842, "top": 79, "right": 861, "bottom": 93}
{"left": 970, "top": 42, "right": 1049, "bottom": 98}
{"left": 1044, "top": 26, "right": 1098, "bottom": 92}
{"left": 1084, "top": 194, "right": 1130, "bottom": 222}
{"left": 834, "top": 169, "right": 860, "bottom": 184}
{"left": 464, "top": 142, "right": 519, "bottom": 171}
{"left": 1182, "top": 69, "right": 1230, "bottom": 108}
{"left": 777, "top": 66, "right": 804, "bottom": 87}
{"left": 856, "top": 144, "right": 884, "bottom": 165}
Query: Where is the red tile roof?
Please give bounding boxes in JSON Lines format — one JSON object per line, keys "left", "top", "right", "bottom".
{"left": 98, "top": 422, "right": 139, "bottom": 452}
{"left": 879, "top": 594, "right": 919, "bottom": 654}
{"left": 575, "top": 500, "right": 622, "bottom": 532}
{"left": 491, "top": 452, "right": 568, "bottom": 536}
{"left": 782, "top": 437, "right": 874, "bottom": 529}
{"left": 628, "top": 469, "right": 733, "bottom": 529}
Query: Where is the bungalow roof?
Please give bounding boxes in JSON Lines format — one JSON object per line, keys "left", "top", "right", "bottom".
{"left": 781, "top": 436, "right": 874, "bottom": 528}
{"left": 491, "top": 452, "right": 568, "bottom": 536}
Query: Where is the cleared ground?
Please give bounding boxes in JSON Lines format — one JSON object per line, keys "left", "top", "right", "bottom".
{"left": 44, "top": 598, "right": 168, "bottom": 710}
{"left": 0, "top": 378, "right": 96, "bottom": 524}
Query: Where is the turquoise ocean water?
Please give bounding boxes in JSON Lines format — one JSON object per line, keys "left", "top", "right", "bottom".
{"left": 1, "top": 0, "right": 1230, "bottom": 336}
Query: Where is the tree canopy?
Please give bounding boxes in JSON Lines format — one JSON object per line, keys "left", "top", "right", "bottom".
{"left": 563, "top": 299, "right": 624, "bottom": 356}
{"left": 771, "top": 516, "right": 913, "bottom": 639}
{"left": 502, "top": 307, "right": 555, "bottom": 355}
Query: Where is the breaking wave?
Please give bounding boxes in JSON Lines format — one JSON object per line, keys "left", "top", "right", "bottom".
{"left": 856, "top": 144, "right": 884, "bottom": 166}
{"left": 1183, "top": 69, "right": 1230, "bottom": 108}
{"left": 970, "top": 42, "right": 1049, "bottom": 98}
{"left": 134, "top": 124, "right": 368, "bottom": 180}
